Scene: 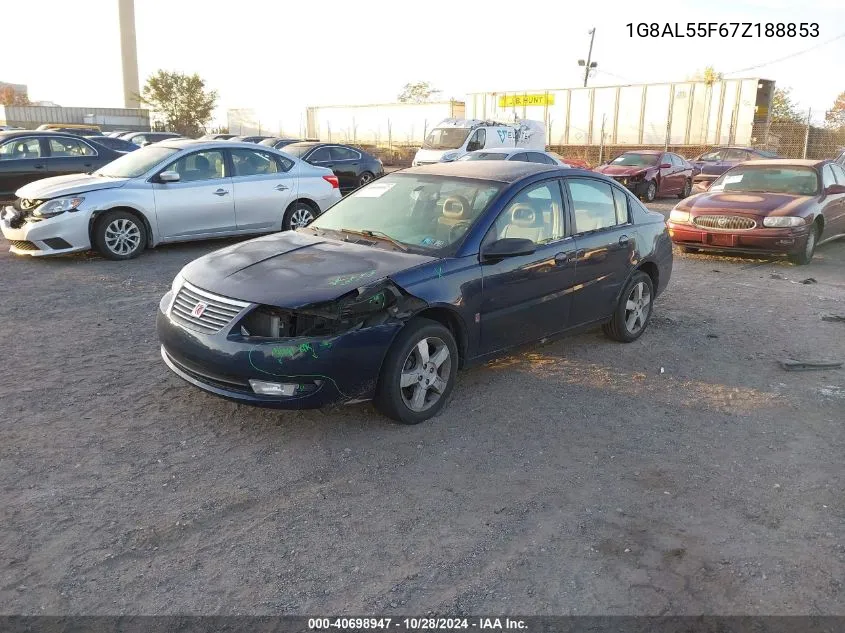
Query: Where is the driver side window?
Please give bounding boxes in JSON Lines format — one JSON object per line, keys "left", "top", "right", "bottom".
{"left": 486, "top": 181, "right": 564, "bottom": 246}
{"left": 166, "top": 150, "right": 226, "bottom": 182}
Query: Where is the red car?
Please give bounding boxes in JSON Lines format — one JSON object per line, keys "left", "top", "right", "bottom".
{"left": 594, "top": 150, "right": 693, "bottom": 202}
{"left": 667, "top": 159, "right": 845, "bottom": 265}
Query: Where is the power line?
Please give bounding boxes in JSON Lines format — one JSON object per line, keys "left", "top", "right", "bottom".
{"left": 723, "top": 31, "right": 845, "bottom": 76}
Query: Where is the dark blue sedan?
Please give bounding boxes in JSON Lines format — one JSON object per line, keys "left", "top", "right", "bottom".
{"left": 157, "top": 162, "right": 673, "bottom": 424}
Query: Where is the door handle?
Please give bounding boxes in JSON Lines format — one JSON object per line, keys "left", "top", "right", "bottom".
{"left": 619, "top": 234, "right": 630, "bottom": 246}
{"left": 274, "top": 184, "right": 289, "bottom": 191}
{"left": 34, "top": 164, "right": 45, "bottom": 169}
{"left": 554, "top": 252, "right": 571, "bottom": 266}
{"left": 213, "top": 189, "right": 229, "bottom": 196}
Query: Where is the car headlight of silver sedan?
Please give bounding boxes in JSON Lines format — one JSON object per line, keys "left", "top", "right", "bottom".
{"left": 33, "top": 196, "right": 85, "bottom": 218}
{"left": 762, "top": 216, "right": 805, "bottom": 228}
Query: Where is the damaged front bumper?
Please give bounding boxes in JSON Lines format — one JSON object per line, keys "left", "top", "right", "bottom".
{"left": 157, "top": 279, "right": 425, "bottom": 408}
{"left": 1, "top": 204, "right": 91, "bottom": 256}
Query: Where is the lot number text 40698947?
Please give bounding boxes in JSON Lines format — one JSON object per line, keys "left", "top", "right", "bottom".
{"left": 626, "top": 22, "right": 819, "bottom": 38}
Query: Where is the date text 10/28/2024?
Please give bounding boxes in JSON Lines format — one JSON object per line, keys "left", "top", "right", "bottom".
{"left": 627, "top": 22, "right": 819, "bottom": 38}
{"left": 308, "top": 618, "right": 527, "bottom": 630}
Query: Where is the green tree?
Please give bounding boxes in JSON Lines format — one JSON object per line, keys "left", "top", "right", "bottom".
{"left": 139, "top": 70, "right": 217, "bottom": 137}
{"left": 398, "top": 81, "right": 441, "bottom": 103}
{"left": 0, "top": 86, "right": 30, "bottom": 106}
{"left": 687, "top": 66, "right": 724, "bottom": 85}
{"left": 770, "top": 87, "right": 804, "bottom": 123}
{"left": 824, "top": 91, "right": 845, "bottom": 129}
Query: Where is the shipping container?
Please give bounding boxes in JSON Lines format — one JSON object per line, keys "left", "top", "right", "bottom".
{"left": 465, "top": 79, "right": 774, "bottom": 148}
{"left": 0, "top": 105, "right": 151, "bottom": 132}
{"left": 303, "top": 101, "right": 466, "bottom": 146}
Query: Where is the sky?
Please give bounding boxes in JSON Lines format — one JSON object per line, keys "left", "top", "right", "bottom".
{"left": 2, "top": 0, "right": 844, "bottom": 130}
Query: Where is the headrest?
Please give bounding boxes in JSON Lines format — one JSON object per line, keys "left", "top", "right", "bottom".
{"left": 510, "top": 203, "right": 541, "bottom": 227}
{"left": 442, "top": 196, "right": 469, "bottom": 219}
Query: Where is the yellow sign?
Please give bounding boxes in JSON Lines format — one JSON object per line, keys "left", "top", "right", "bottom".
{"left": 498, "top": 94, "right": 555, "bottom": 108}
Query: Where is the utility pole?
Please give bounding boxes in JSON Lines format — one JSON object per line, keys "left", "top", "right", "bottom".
{"left": 578, "top": 28, "right": 597, "bottom": 88}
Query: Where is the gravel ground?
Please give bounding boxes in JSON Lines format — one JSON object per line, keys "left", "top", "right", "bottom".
{"left": 1, "top": 200, "right": 843, "bottom": 615}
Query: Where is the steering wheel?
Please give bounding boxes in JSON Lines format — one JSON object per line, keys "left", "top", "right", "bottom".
{"left": 449, "top": 221, "right": 472, "bottom": 243}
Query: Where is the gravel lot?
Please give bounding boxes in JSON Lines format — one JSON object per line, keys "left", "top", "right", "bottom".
{"left": 1, "top": 200, "right": 843, "bottom": 615}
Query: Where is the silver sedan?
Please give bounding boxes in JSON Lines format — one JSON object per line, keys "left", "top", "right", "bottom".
{"left": 0, "top": 140, "right": 342, "bottom": 259}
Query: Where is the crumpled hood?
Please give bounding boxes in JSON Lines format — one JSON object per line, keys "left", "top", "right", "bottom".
{"left": 684, "top": 192, "right": 814, "bottom": 216}
{"left": 16, "top": 174, "right": 129, "bottom": 200}
{"left": 594, "top": 165, "right": 649, "bottom": 177}
{"left": 182, "top": 230, "right": 435, "bottom": 307}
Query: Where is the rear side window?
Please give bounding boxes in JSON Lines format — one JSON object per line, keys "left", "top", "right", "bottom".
{"left": 231, "top": 149, "right": 283, "bottom": 177}
{"left": 831, "top": 163, "right": 845, "bottom": 185}
{"left": 308, "top": 147, "right": 332, "bottom": 162}
{"left": 510, "top": 153, "right": 529, "bottom": 162}
{"left": 49, "top": 137, "right": 96, "bottom": 157}
{"left": 725, "top": 149, "right": 748, "bottom": 161}
{"left": 0, "top": 137, "right": 42, "bottom": 159}
{"left": 567, "top": 177, "right": 621, "bottom": 232}
{"left": 611, "top": 187, "right": 630, "bottom": 224}
{"left": 528, "top": 152, "right": 556, "bottom": 165}
{"left": 822, "top": 165, "right": 837, "bottom": 189}
{"left": 330, "top": 146, "right": 360, "bottom": 161}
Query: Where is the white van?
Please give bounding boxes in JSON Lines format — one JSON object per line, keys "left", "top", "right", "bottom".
{"left": 412, "top": 118, "right": 546, "bottom": 166}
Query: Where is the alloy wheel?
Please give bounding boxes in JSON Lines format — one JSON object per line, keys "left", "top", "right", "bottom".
{"left": 624, "top": 281, "right": 651, "bottom": 335}
{"left": 400, "top": 337, "right": 451, "bottom": 413}
{"left": 290, "top": 207, "right": 314, "bottom": 229}
{"left": 359, "top": 172, "right": 374, "bottom": 186}
{"left": 804, "top": 227, "right": 816, "bottom": 259}
{"left": 104, "top": 218, "right": 141, "bottom": 256}
{"left": 646, "top": 182, "right": 657, "bottom": 201}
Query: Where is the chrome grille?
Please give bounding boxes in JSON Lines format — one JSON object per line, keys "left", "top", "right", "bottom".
{"left": 693, "top": 215, "right": 756, "bottom": 231}
{"left": 170, "top": 282, "right": 250, "bottom": 334}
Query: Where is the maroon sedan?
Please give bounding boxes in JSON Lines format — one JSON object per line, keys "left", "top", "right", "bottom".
{"left": 594, "top": 150, "right": 693, "bottom": 202}
{"left": 667, "top": 159, "right": 845, "bottom": 264}
{"left": 689, "top": 146, "right": 779, "bottom": 194}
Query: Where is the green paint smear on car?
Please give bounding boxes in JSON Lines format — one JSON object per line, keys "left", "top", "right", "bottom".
{"left": 326, "top": 270, "right": 377, "bottom": 287}
{"left": 247, "top": 350, "right": 348, "bottom": 398}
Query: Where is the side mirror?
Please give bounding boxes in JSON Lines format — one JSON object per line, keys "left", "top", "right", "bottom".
{"left": 481, "top": 237, "right": 536, "bottom": 261}
{"left": 659, "top": 163, "right": 672, "bottom": 169}
{"left": 158, "top": 170, "right": 180, "bottom": 183}
{"left": 824, "top": 183, "right": 845, "bottom": 195}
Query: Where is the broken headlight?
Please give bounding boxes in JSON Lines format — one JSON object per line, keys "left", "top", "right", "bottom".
{"left": 33, "top": 196, "right": 85, "bottom": 218}
{"left": 235, "top": 280, "right": 424, "bottom": 339}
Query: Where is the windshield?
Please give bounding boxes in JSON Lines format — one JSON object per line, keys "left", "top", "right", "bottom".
{"left": 709, "top": 166, "right": 819, "bottom": 195}
{"left": 423, "top": 127, "right": 471, "bottom": 150}
{"left": 282, "top": 144, "right": 316, "bottom": 157}
{"left": 308, "top": 173, "right": 503, "bottom": 252}
{"left": 459, "top": 152, "right": 508, "bottom": 161}
{"left": 95, "top": 146, "right": 180, "bottom": 178}
{"left": 611, "top": 153, "right": 659, "bottom": 166}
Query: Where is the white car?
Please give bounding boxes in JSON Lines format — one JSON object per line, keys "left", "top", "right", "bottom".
{"left": 457, "top": 148, "right": 570, "bottom": 166}
{"left": 0, "top": 140, "right": 341, "bottom": 259}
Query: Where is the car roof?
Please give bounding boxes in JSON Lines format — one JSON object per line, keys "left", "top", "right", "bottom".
{"left": 467, "top": 148, "right": 545, "bottom": 155}
{"left": 741, "top": 159, "right": 826, "bottom": 168}
{"left": 155, "top": 139, "right": 287, "bottom": 152}
{"left": 619, "top": 149, "right": 663, "bottom": 155}
{"left": 0, "top": 130, "right": 100, "bottom": 140}
{"left": 403, "top": 160, "right": 562, "bottom": 183}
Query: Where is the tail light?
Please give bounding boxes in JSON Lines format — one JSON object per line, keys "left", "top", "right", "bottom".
{"left": 322, "top": 175, "right": 339, "bottom": 188}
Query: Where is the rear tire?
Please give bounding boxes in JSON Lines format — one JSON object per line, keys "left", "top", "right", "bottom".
{"left": 677, "top": 245, "right": 698, "bottom": 253}
{"left": 602, "top": 271, "right": 655, "bottom": 343}
{"left": 374, "top": 318, "right": 458, "bottom": 424}
{"left": 358, "top": 171, "right": 375, "bottom": 188}
{"left": 282, "top": 202, "right": 316, "bottom": 231}
{"left": 678, "top": 179, "right": 691, "bottom": 199}
{"left": 788, "top": 222, "right": 818, "bottom": 265}
{"left": 93, "top": 210, "right": 146, "bottom": 260}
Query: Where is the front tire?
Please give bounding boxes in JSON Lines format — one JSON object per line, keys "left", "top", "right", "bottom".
{"left": 374, "top": 318, "right": 458, "bottom": 424}
{"left": 789, "top": 222, "right": 819, "bottom": 265}
{"left": 282, "top": 202, "right": 316, "bottom": 231}
{"left": 641, "top": 180, "right": 657, "bottom": 202}
{"left": 602, "top": 271, "right": 655, "bottom": 343}
{"left": 93, "top": 210, "right": 146, "bottom": 260}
